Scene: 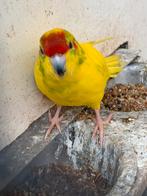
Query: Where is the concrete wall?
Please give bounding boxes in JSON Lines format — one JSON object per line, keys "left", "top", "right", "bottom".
{"left": 0, "top": 0, "right": 147, "bottom": 150}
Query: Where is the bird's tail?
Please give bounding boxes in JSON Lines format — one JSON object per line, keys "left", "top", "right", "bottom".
{"left": 105, "top": 55, "right": 125, "bottom": 78}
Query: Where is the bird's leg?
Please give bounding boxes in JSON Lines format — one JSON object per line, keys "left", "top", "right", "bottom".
{"left": 45, "top": 106, "right": 63, "bottom": 139}
{"left": 92, "top": 109, "right": 113, "bottom": 146}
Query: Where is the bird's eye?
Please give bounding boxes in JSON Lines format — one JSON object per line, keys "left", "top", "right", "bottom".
{"left": 40, "top": 47, "right": 44, "bottom": 55}
{"left": 69, "top": 42, "right": 73, "bottom": 49}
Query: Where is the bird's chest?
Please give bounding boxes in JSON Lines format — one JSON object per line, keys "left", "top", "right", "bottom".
{"left": 46, "top": 72, "right": 106, "bottom": 106}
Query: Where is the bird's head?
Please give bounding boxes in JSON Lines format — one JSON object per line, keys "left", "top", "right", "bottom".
{"left": 40, "top": 28, "right": 79, "bottom": 77}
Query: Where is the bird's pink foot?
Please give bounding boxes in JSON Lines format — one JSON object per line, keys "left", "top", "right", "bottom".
{"left": 92, "top": 110, "right": 113, "bottom": 146}
{"left": 45, "top": 106, "right": 62, "bottom": 139}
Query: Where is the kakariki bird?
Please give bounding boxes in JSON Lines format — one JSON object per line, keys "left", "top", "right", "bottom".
{"left": 34, "top": 28, "right": 124, "bottom": 145}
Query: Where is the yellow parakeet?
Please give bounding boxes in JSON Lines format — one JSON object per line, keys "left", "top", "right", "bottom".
{"left": 34, "top": 28, "right": 123, "bottom": 145}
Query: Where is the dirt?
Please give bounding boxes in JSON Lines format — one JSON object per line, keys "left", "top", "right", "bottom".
{"left": 4, "top": 164, "right": 111, "bottom": 196}
{"left": 102, "top": 84, "right": 147, "bottom": 111}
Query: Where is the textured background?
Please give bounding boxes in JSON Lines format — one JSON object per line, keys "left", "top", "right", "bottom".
{"left": 0, "top": 0, "right": 147, "bottom": 150}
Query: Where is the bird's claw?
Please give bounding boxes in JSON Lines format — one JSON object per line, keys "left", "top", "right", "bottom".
{"left": 92, "top": 119, "right": 104, "bottom": 146}
{"left": 45, "top": 115, "right": 63, "bottom": 139}
{"left": 92, "top": 111, "right": 113, "bottom": 146}
{"left": 44, "top": 107, "right": 62, "bottom": 139}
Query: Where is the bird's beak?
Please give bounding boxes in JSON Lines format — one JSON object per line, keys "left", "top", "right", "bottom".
{"left": 50, "top": 54, "right": 66, "bottom": 76}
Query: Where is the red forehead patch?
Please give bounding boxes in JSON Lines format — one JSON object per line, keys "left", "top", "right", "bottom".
{"left": 41, "top": 32, "right": 69, "bottom": 57}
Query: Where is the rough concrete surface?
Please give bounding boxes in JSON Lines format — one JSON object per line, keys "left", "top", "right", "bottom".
{"left": 0, "top": 107, "right": 146, "bottom": 195}
{"left": 63, "top": 110, "right": 147, "bottom": 196}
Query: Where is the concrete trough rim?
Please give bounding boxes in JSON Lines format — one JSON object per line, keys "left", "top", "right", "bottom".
{"left": 0, "top": 109, "right": 146, "bottom": 195}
